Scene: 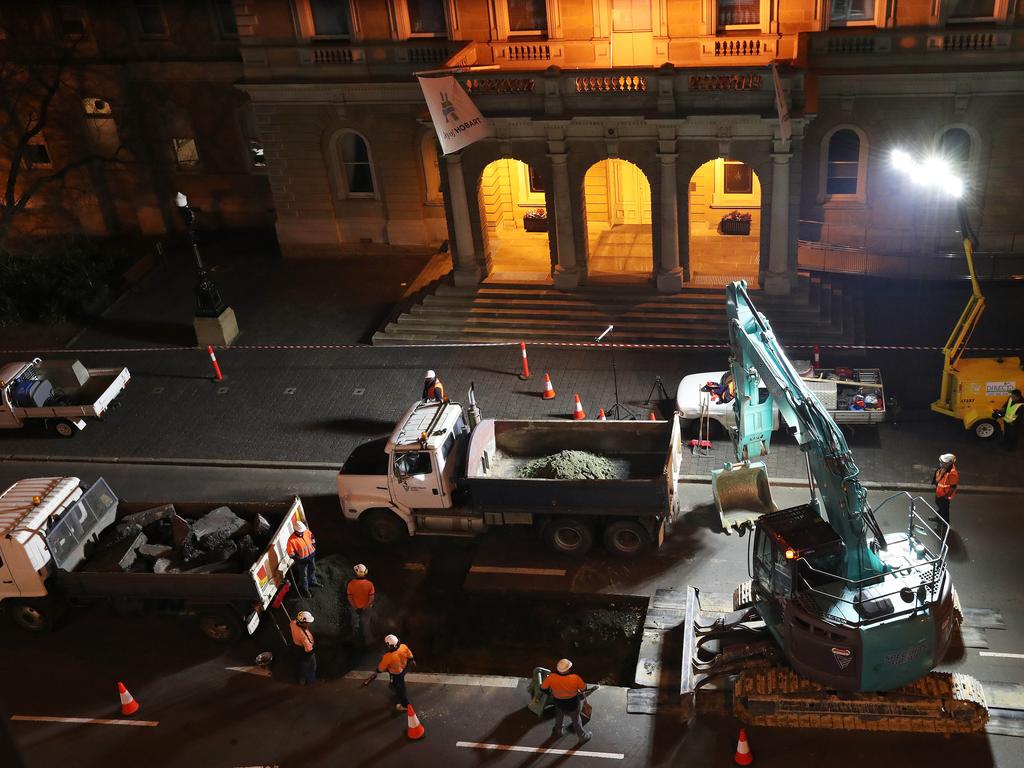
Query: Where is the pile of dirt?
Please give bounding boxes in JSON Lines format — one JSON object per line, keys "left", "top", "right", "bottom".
{"left": 518, "top": 450, "right": 618, "bottom": 480}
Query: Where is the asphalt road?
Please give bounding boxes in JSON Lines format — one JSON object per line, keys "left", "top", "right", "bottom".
{"left": 1, "top": 461, "right": 1023, "bottom": 767}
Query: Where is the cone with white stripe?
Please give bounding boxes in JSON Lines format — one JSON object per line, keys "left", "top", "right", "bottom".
{"left": 734, "top": 727, "right": 753, "bottom": 765}
{"left": 406, "top": 704, "right": 425, "bottom": 740}
{"left": 597, "top": 408, "right": 606, "bottom": 421}
{"left": 542, "top": 372, "right": 557, "bottom": 400}
{"left": 118, "top": 681, "right": 139, "bottom": 716}
{"left": 572, "top": 393, "right": 586, "bottom": 420}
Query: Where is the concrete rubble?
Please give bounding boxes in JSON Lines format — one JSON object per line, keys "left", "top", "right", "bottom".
{"left": 519, "top": 450, "right": 620, "bottom": 480}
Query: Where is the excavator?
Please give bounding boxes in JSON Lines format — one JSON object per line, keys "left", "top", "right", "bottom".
{"left": 680, "top": 280, "right": 988, "bottom": 734}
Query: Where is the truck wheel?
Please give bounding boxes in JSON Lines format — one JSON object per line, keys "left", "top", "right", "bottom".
{"left": 542, "top": 518, "right": 594, "bottom": 556}
{"left": 7, "top": 598, "right": 58, "bottom": 632}
{"left": 361, "top": 509, "right": 408, "bottom": 546}
{"left": 602, "top": 520, "right": 652, "bottom": 558}
{"left": 972, "top": 419, "right": 998, "bottom": 440}
{"left": 47, "top": 418, "right": 76, "bottom": 438}
{"left": 197, "top": 608, "right": 242, "bottom": 642}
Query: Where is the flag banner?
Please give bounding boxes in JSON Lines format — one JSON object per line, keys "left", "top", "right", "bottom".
{"left": 418, "top": 75, "right": 493, "bottom": 155}
{"left": 770, "top": 62, "right": 792, "bottom": 143}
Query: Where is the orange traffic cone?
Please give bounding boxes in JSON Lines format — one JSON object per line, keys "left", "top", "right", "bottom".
{"left": 734, "top": 727, "right": 753, "bottom": 765}
{"left": 597, "top": 408, "right": 607, "bottom": 421}
{"left": 649, "top": 412, "right": 658, "bottom": 421}
{"left": 542, "top": 373, "right": 557, "bottom": 400}
{"left": 118, "top": 682, "right": 139, "bottom": 716}
{"left": 572, "top": 394, "right": 586, "bottom": 420}
{"left": 406, "top": 704, "right": 425, "bottom": 740}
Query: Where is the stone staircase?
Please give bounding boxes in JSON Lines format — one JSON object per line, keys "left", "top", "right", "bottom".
{"left": 373, "top": 272, "right": 864, "bottom": 347}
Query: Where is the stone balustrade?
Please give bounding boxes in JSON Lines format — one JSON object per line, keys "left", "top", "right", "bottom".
{"left": 811, "top": 27, "right": 1014, "bottom": 61}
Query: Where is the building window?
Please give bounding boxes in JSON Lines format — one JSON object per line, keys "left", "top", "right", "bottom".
{"left": 212, "top": 0, "right": 238, "bottom": 37}
{"left": 939, "top": 128, "right": 971, "bottom": 167}
{"left": 240, "top": 106, "right": 265, "bottom": 170}
{"left": 310, "top": 0, "right": 351, "bottom": 36}
{"left": 528, "top": 166, "right": 544, "bottom": 194}
{"left": 408, "top": 0, "right": 447, "bottom": 35}
{"left": 718, "top": 0, "right": 759, "bottom": 27}
{"left": 723, "top": 161, "right": 752, "bottom": 195}
{"left": 949, "top": 0, "right": 995, "bottom": 19}
{"left": 172, "top": 137, "right": 200, "bottom": 169}
{"left": 339, "top": 132, "right": 375, "bottom": 196}
{"left": 420, "top": 133, "right": 442, "bottom": 204}
{"left": 53, "top": 3, "right": 86, "bottom": 38}
{"left": 830, "top": 0, "right": 874, "bottom": 25}
{"left": 507, "top": 0, "right": 547, "bottom": 33}
{"left": 825, "top": 129, "right": 861, "bottom": 196}
{"left": 134, "top": 1, "right": 168, "bottom": 37}
{"left": 83, "top": 97, "right": 120, "bottom": 155}
{"left": 25, "top": 138, "right": 52, "bottom": 168}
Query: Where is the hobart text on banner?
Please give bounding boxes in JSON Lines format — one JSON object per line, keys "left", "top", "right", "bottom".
{"left": 418, "top": 75, "right": 493, "bottom": 155}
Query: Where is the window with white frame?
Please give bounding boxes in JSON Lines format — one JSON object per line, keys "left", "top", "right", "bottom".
{"left": 338, "top": 132, "right": 375, "bottom": 196}
{"left": 212, "top": 0, "right": 238, "bottom": 37}
{"left": 718, "top": 0, "right": 760, "bottom": 28}
{"left": 83, "top": 97, "right": 120, "bottom": 155}
{"left": 824, "top": 128, "right": 863, "bottom": 198}
{"left": 507, "top": 0, "right": 547, "bottom": 34}
{"left": 310, "top": 0, "right": 352, "bottom": 36}
{"left": 134, "top": 0, "right": 169, "bottom": 37}
{"left": 420, "top": 133, "right": 442, "bottom": 204}
{"left": 407, "top": 0, "right": 447, "bottom": 35}
{"left": 829, "top": 0, "right": 875, "bottom": 25}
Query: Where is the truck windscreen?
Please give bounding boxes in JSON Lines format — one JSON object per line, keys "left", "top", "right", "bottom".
{"left": 45, "top": 478, "right": 118, "bottom": 570}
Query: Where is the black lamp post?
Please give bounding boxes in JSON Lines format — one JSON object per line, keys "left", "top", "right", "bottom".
{"left": 175, "top": 192, "right": 226, "bottom": 318}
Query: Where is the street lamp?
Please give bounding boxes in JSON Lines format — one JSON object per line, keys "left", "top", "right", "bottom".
{"left": 175, "top": 192, "right": 238, "bottom": 346}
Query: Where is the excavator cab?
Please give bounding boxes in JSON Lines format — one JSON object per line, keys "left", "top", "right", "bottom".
{"left": 751, "top": 503, "right": 845, "bottom": 605}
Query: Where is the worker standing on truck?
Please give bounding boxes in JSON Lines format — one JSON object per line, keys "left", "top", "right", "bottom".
{"left": 422, "top": 370, "right": 445, "bottom": 402}
{"left": 540, "top": 659, "right": 593, "bottom": 745}
{"left": 286, "top": 521, "right": 321, "bottom": 597}
{"left": 290, "top": 611, "right": 317, "bottom": 685}
{"left": 346, "top": 563, "right": 376, "bottom": 646}
{"left": 931, "top": 453, "right": 959, "bottom": 528}
{"left": 994, "top": 389, "right": 1022, "bottom": 452}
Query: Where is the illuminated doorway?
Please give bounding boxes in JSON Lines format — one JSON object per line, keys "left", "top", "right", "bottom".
{"left": 584, "top": 159, "right": 653, "bottom": 282}
{"left": 687, "top": 158, "right": 760, "bottom": 286}
{"left": 478, "top": 159, "right": 551, "bottom": 282}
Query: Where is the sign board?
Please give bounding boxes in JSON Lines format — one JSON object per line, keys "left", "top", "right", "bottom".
{"left": 418, "top": 75, "right": 493, "bottom": 155}
{"left": 986, "top": 381, "right": 1017, "bottom": 397}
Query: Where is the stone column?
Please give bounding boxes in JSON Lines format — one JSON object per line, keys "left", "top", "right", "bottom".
{"left": 765, "top": 151, "right": 793, "bottom": 295}
{"left": 444, "top": 153, "right": 481, "bottom": 287}
{"left": 656, "top": 152, "right": 684, "bottom": 292}
{"left": 549, "top": 152, "right": 580, "bottom": 290}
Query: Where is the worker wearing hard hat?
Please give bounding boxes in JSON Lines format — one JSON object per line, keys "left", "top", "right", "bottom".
{"left": 540, "top": 658, "right": 593, "bottom": 744}
{"left": 290, "top": 611, "right": 317, "bottom": 685}
{"left": 994, "top": 389, "right": 1022, "bottom": 452}
{"left": 422, "top": 370, "right": 445, "bottom": 402}
{"left": 368, "top": 634, "right": 415, "bottom": 711}
{"left": 346, "top": 564, "right": 376, "bottom": 646}
{"left": 286, "top": 520, "right": 321, "bottom": 597}
{"left": 931, "top": 453, "right": 959, "bottom": 528}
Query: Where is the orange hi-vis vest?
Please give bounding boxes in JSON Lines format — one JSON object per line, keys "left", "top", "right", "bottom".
{"left": 287, "top": 530, "right": 315, "bottom": 559}
{"left": 541, "top": 672, "right": 586, "bottom": 700}
{"left": 378, "top": 644, "right": 414, "bottom": 674}
{"left": 935, "top": 466, "right": 959, "bottom": 499}
{"left": 425, "top": 379, "right": 445, "bottom": 401}
{"left": 347, "top": 578, "right": 375, "bottom": 609}
{"left": 290, "top": 621, "right": 314, "bottom": 653}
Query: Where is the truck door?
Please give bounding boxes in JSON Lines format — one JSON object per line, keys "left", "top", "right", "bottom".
{"left": 0, "top": 386, "right": 19, "bottom": 428}
{"left": 391, "top": 450, "right": 448, "bottom": 510}
{"left": 0, "top": 543, "right": 20, "bottom": 598}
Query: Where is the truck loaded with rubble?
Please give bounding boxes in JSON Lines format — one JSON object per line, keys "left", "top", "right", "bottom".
{"left": 337, "top": 392, "right": 684, "bottom": 557}
{"left": 0, "top": 476, "right": 303, "bottom": 641}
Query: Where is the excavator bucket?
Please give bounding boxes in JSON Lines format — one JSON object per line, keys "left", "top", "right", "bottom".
{"left": 712, "top": 461, "right": 777, "bottom": 534}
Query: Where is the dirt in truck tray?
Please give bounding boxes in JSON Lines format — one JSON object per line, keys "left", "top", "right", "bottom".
{"left": 489, "top": 449, "right": 665, "bottom": 481}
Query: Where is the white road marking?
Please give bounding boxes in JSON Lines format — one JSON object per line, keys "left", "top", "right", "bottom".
{"left": 457, "top": 741, "right": 624, "bottom": 760}
{"left": 469, "top": 566, "right": 567, "bottom": 577}
{"left": 344, "top": 671, "right": 520, "bottom": 688}
{"left": 979, "top": 652, "right": 1024, "bottom": 659}
{"left": 226, "top": 665, "right": 273, "bottom": 677}
{"left": 11, "top": 715, "right": 159, "bottom": 728}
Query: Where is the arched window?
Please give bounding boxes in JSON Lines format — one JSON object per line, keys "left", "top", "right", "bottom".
{"left": 939, "top": 128, "right": 971, "bottom": 169}
{"left": 825, "top": 129, "right": 862, "bottom": 197}
{"left": 420, "top": 133, "right": 442, "bottom": 204}
{"left": 336, "top": 131, "right": 375, "bottom": 197}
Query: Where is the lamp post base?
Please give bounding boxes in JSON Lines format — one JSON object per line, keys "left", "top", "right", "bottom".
{"left": 193, "top": 307, "right": 239, "bottom": 347}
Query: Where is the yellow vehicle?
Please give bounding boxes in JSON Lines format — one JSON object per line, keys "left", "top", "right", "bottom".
{"left": 930, "top": 202, "right": 1022, "bottom": 439}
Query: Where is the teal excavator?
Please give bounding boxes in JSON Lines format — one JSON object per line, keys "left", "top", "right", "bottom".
{"left": 680, "top": 280, "right": 988, "bottom": 733}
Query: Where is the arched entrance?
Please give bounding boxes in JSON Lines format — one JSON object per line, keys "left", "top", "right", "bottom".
{"left": 687, "top": 159, "right": 761, "bottom": 286}
{"left": 477, "top": 159, "right": 551, "bottom": 282}
{"left": 584, "top": 159, "right": 653, "bottom": 283}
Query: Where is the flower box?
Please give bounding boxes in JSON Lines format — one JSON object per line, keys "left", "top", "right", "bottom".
{"left": 523, "top": 209, "right": 548, "bottom": 232}
{"left": 720, "top": 211, "right": 752, "bottom": 236}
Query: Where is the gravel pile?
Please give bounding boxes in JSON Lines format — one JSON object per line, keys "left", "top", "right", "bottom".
{"left": 518, "top": 450, "right": 619, "bottom": 480}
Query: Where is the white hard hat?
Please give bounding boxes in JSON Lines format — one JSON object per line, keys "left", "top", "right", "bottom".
{"left": 940, "top": 453, "right": 957, "bottom": 464}
{"left": 354, "top": 564, "right": 368, "bottom": 577}
{"left": 556, "top": 658, "right": 573, "bottom": 674}
{"left": 385, "top": 634, "right": 399, "bottom": 647}
{"left": 425, "top": 370, "right": 436, "bottom": 380}
{"left": 296, "top": 611, "right": 314, "bottom": 623}
{"left": 294, "top": 520, "right": 307, "bottom": 533}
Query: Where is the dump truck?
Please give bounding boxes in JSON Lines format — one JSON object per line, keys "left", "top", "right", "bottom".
{"left": 337, "top": 394, "right": 683, "bottom": 557}
{"left": 0, "top": 358, "right": 131, "bottom": 437}
{"left": 0, "top": 476, "right": 306, "bottom": 641}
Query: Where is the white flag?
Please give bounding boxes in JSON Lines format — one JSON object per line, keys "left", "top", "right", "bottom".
{"left": 418, "top": 75, "right": 492, "bottom": 155}
{"left": 770, "top": 62, "right": 791, "bottom": 143}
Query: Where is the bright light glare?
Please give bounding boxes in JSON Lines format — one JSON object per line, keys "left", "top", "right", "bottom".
{"left": 890, "top": 148, "right": 964, "bottom": 198}
{"left": 890, "top": 148, "right": 913, "bottom": 172}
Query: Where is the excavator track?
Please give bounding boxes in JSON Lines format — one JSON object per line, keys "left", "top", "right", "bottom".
{"left": 734, "top": 666, "right": 988, "bottom": 734}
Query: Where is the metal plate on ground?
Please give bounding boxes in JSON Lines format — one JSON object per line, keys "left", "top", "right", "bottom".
{"left": 987, "top": 709, "right": 1024, "bottom": 738}
{"left": 626, "top": 687, "right": 685, "bottom": 717}
{"left": 960, "top": 625, "right": 989, "bottom": 649}
{"left": 634, "top": 628, "right": 668, "bottom": 688}
{"left": 983, "top": 682, "right": 1024, "bottom": 711}
{"left": 963, "top": 608, "right": 1006, "bottom": 630}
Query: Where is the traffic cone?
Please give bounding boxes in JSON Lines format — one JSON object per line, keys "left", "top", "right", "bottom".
{"left": 734, "top": 727, "right": 753, "bottom": 765}
{"left": 542, "top": 373, "right": 557, "bottom": 400}
{"left": 597, "top": 408, "right": 606, "bottom": 421}
{"left": 406, "top": 704, "right": 425, "bottom": 740}
{"left": 572, "top": 394, "right": 586, "bottom": 420}
{"left": 118, "top": 682, "right": 139, "bottom": 716}
{"left": 649, "top": 412, "right": 658, "bottom": 421}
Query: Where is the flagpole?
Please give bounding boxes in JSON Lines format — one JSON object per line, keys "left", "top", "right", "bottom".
{"left": 413, "top": 64, "right": 501, "bottom": 78}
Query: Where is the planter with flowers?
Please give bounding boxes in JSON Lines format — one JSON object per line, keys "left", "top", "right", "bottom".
{"left": 523, "top": 208, "right": 548, "bottom": 232}
{"left": 720, "top": 210, "right": 752, "bottom": 236}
